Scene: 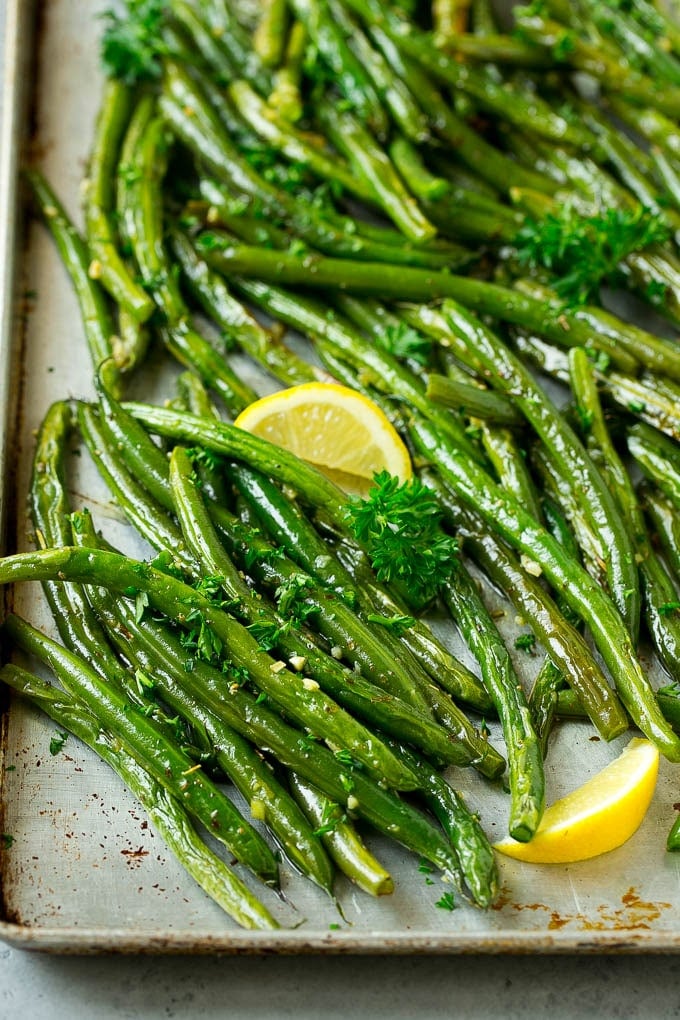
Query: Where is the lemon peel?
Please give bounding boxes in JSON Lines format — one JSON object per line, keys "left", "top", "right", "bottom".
{"left": 234, "top": 382, "right": 411, "bottom": 494}
{"left": 494, "top": 737, "right": 659, "bottom": 864}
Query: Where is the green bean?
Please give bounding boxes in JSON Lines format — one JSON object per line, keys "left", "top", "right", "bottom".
{"left": 0, "top": 547, "right": 461, "bottom": 876}
{"left": 198, "top": 177, "right": 471, "bottom": 271}
{"left": 365, "top": 22, "right": 559, "bottom": 196}
{"left": 511, "top": 329, "right": 680, "bottom": 443}
{"left": 77, "top": 401, "right": 196, "bottom": 574}
{"left": 253, "top": 0, "right": 289, "bottom": 65}
{"left": 528, "top": 498, "right": 583, "bottom": 755}
{"left": 72, "top": 520, "right": 335, "bottom": 895}
{"left": 0, "top": 663, "right": 279, "bottom": 929}
{"left": 556, "top": 686, "right": 680, "bottom": 738}
{"left": 608, "top": 96, "right": 680, "bottom": 164}
{"left": 4, "top": 540, "right": 418, "bottom": 789}
{"left": 169, "top": 447, "right": 470, "bottom": 766}
{"left": 628, "top": 423, "right": 680, "bottom": 510}
{"left": 389, "top": 137, "right": 449, "bottom": 202}
{"left": 530, "top": 444, "right": 604, "bottom": 584}
{"left": 194, "top": 240, "right": 667, "bottom": 378}
{"left": 569, "top": 347, "right": 680, "bottom": 680}
{"left": 394, "top": 743, "right": 499, "bottom": 909}
{"left": 652, "top": 147, "right": 680, "bottom": 214}
{"left": 355, "top": 3, "right": 594, "bottom": 147}
{"left": 29, "top": 399, "right": 133, "bottom": 685}
{"left": 228, "top": 79, "right": 374, "bottom": 201}
{"left": 407, "top": 411, "right": 679, "bottom": 759}
{"left": 328, "top": 0, "right": 429, "bottom": 142}
{"left": 174, "top": 373, "right": 230, "bottom": 504}
{"left": 170, "top": 1, "right": 239, "bottom": 84}
{"left": 317, "top": 103, "right": 436, "bottom": 243}
{"left": 171, "top": 231, "right": 319, "bottom": 388}
{"left": 84, "top": 79, "right": 155, "bottom": 323}
{"left": 225, "top": 489, "right": 444, "bottom": 720}
{"left": 226, "top": 459, "right": 496, "bottom": 724}
{"left": 430, "top": 476, "right": 626, "bottom": 744}
{"left": 641, "top": 483, "right": 680, "bottom": 583}
{"left": 288, "top": 775, "right": 393, "bottom": 896}
{"left": 516, "top": 10, "right": 680, "bottom": 119}
{"left": 426, "top": 375, "right": 522, "bottom": 425}
{"left": 435, "top": 299, "right": 640, "bottom": 637}
{"left": 480, "top": 426, "right": 543, "bottom": 524}
{"left": 228, "top": 462, "right": 359, "bottom": 603}
{"left": 228, "top": 485, "right": 503, "bottom": 776}
{"left": 114, "top": 306, "right": 151, "bottom": 374}
{"left": 26, "top": 170, "right": 122, "bottom": 388}
{"left": 403, "top": 297, "right": 638, "bottom": 378}
{"left": 3, "top": 613, "right": 279, "bottom": 884}
{"left": 118, "top": 106, "right": 257, "bottom": 415}
{"left": 269, "top": 20, "right": 307, "bottom": 122}
{"left": 181, "top": 0, "right": 271, "bottom": 91}
{"left": 440, "top": 562, "right": 544, "bottom": 843}
{"left": 287, "top": 0, "right": 388, "bottom": 136}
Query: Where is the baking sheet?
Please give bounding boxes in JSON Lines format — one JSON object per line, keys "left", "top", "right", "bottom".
{"left": 1, "top": 0, "right": 680, "bottom": 954}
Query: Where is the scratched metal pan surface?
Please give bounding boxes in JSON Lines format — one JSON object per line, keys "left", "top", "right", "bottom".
{"left": 1, "top": 0, "right": 680, "bottom": 956}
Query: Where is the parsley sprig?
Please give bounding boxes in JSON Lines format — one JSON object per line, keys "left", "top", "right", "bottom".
{"left": 345, "top": 471, "right": 458, "bottom": 606}
{"left": 101, "top": 0, "right": 168, "bottom": 85}
{"left": 514, "top": 203, "right": 670, "bottom": 305}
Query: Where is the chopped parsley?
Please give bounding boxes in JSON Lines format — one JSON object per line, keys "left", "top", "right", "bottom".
{"left": 49, "top": 731, "right": 69, "bottom": 756}
{"left": 365, "top": 613, "right": 416, "bottom": 636}
{"left": 134, "top": 590, "right": 149, "bottom": 624}
{"left": 312, "top": 800, "right": 346, "bottom": 838}
{"left": 274, "top": 574, "right": 316, "bottom": 625}
{"left": 435, "top": 891, "right": 456, "bottom": 911}
{"left": 514, "top": 633, "right": 537, "bottom": 654}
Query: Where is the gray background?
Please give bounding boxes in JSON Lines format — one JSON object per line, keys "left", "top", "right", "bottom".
{"left": 3, "top": 3, "right": 680, "bottom": 1017}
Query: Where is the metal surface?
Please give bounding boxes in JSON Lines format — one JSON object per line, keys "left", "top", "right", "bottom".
{"left": 1, "top": 0, "right": 680, "bottom": 956}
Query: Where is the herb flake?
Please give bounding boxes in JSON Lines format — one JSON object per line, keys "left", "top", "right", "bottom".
{"left": 49, "top": 731, "right": 69, "bottom": 756}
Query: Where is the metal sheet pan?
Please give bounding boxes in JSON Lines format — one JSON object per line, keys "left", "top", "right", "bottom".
{"left": 2, "top": 0, "right": 680, "bottom": 955}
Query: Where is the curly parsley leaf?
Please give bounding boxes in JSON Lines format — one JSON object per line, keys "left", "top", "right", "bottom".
{"left": 345, "top": 471, "right": 457, "bottom": 606}
{"left": 101, "top": 0, "right": 168, "bottom": 85}
{"left": 514, "top": 203, "right": 670, "bottom": 305}
{"left": 377, "top": 323, "right": 432, "bottom": 367}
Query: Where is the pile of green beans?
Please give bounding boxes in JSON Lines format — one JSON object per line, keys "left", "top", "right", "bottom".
{"left": 7, "top": 0, "right": 680, "bottom": 927}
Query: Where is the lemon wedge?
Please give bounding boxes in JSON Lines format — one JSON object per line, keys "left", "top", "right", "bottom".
{"left": 234, "top": 382, "right": 412, "bottom": 495}
{"left": 494, "top": 737, "right": 659, "bottom": 864}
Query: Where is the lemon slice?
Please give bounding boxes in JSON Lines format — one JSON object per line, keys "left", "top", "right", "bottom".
{"left": 234, "top": 383, "right": 412, "bottom": 495}
{"left": 494, "top": 737, "right": 659, "bottom": 864}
